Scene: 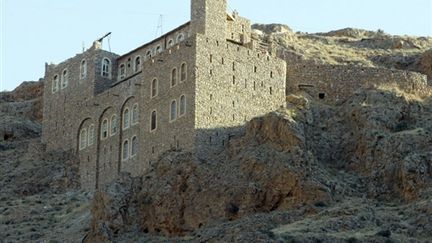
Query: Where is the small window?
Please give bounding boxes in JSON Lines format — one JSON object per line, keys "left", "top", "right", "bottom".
{"left": 61, "top": 69, "right": 68, "bottom": 89}
{"left": 179, "top": 95, "right": 186, "bottom": 116}
{"left": 134, "top": 56, "right": 142, "bottom": 72}
{"left": 232, "top": 76, "right": 236, "bottom": 85}
{"left": 171, "top": 68, "right": 177, "bottom": 87}
{"left": 210, "top": 54, "right": 213, "bottom": 63}
{"left": 119, "top": 64, "right": 126, "bottom": 80}
{"left": 52, "top": 75, "right": 59, "bottom": 93}
{"left": 80, "top": 60, "right": 87, "bottom": 79}
{"left": 156, "top": 45, "right": 162, "bottom": 54}
{"left": 170, "top": 100, "right": 177, "bottom": 122}
{"left": 88, "top": 125, "right": 95, "bottom": 146}
{"left": 232, "top": 62, "right": 235, "bottom": 71}
{"left": 123, "top": 108, "right": 130, "bottom": 129}
{"left": 110, "top": 115, "right": 117, "bottom": 136}
{"left": 168, "top": 39, "right": 174, "bottom": 48}
{"left": 146, "top": 50, "right": 152, "bottom": 60}
{"left": 180, "top": 63, "right": 187, "bottom": 82}
{"left": 102, "top": 58, "right": 111, "bottom": 78}
{"left": 101, "top": 119, "right": 109, "bottom": 139}
{"left": 122, "top": 140, "right": 129, "bottom": 160}
{"left": 177, "top": 33, "right": 185, "bottom": 42}
{"left": 131, "top": 136, "right": 138, "bottom": 157}
{"left": 79, "top": 128, "right": 87, "bottom": 150}
{"left": 319, "top": 93, "right": 325, "bottom": 99}
{"left": 132, "top": 104, "right": 139, "bottom": 125}
{"left": 151, "top": 110, "right": 157, "bottom": 131}
{"left": 270, "top": 71, "right": 274, "bottom": 78}
{"left": 151, "top": 79, "right": 158, "bottom": 98}
{"left": 254, "top": 66, "right": 257, "bottom": 73}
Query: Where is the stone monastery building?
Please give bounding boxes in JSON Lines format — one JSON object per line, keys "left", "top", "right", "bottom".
{"left": 42, "top": 0, "right": 287, "bottom": 190}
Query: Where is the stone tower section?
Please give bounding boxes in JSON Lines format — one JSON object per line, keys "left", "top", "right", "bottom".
{"left": 191, "top": 0, "right": 227, "bottom": 39}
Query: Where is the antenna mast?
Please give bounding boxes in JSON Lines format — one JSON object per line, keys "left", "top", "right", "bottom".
{"left": 155, "top": 14, "right": 163, "bottom": 37}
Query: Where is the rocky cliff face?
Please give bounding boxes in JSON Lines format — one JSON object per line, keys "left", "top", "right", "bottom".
{"left": 87, "top": 87, "right": 432, "bottom": 242}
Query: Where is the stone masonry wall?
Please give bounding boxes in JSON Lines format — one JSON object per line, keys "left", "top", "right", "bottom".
{"left": 285, "top": 62, "right": 429, "bottom": 104}
{"left": 42, "top": 47, "right": 118, "bottom": 151}
{"left": 194, "top": 34, "right": 286, "bottom": 159}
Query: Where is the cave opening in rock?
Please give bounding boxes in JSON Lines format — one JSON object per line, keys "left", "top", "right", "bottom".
{"left": 319, "top": 93, "right": 326, "bottom": 99}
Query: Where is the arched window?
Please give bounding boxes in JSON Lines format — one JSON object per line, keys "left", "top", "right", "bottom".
{"left": 101, "top": 119, "right": 109, "bottom": 139}
{"left": 80, "top": 59, "right": 87, "bottom": 79}
{"left": 119, "top": 64, "right": 126, "bottom": 80}
{"left": 132, "top": 104, "right": 139, "bottom": 125}
{"left": 88, "top": 125, "right": 95, "bottom": 146}
{"left": 177, "top": 33, "right": 185, "bottom": 42}
{"left": 79, "top": 128, "right": 87, "bottom": 150}
{"left": 171, "top": 68, "right": 177, "bottom": 87}
{"left": 134, "top": 56, "right": 141, "bottom": 72}
{"left": 170, "top": 100, "right": 177, "bottom": 121}
{"left": 151, "top": 110, "right": 157, "bottom": 131}
{"left": 167, "top": 39, "right": 174, "bottom": 48}
{"left": 131, "top": 136, "right": 138, "bottom": 157}
{"left": 123, "top": 108, "right": 130, "bottom": 129}
{"left": 180, "top": 95, "right": 186, "bottom": 116}
{"left": 180, "top": 63, "right": 187, "bottom": 82}
{"left": 101, "top": 58, "right": 111, "bottom": 78}
{"left": 110, "top": 115, "right": 117, "bottom": 136}
{"left": 146, "top": 50, "right": 152, "bottom": 60}
{"left": 151, "top": 79, "right": 158, "bottom": 98}
{"left": 61, "top": 69, "right": 68, "bottom": 89}
{"left": 156, "top": 45, "right": 162, "bottom": 54}
{"left": 52, "top": 75, "right": 59, "bottom": 93}
{"left": 122, "top": 140, "right": 129, "bottom": 160}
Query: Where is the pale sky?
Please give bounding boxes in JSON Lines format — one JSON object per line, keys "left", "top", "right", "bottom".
{"left": 1, "top": 0, "right": 431, "bottom": 91}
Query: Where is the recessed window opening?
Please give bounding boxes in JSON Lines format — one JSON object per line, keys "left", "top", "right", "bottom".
{"left": 101, "top": 119, "right": 109, "bottom": 139}
{"left": 61, "top": 69, "right": 68, "bottom": 89}
{"left": 179, "top": 95, "right": 186, "bottom": 116}
{"left": 102, "top": 58, "right": 111, "bottom": 78}
{"left": 170, "top": 100, "right": 177, "bottom": 121}
{"left": 151, "top": 79, "right": 158, "bottom": 97}
{"left": 122, "top": 140, "right": 129, "bottom": 160}
{"left": 110, "top": 115, "right": 117, "bottom": 135}
{"left": 135, "top": 56, "right": 142, "bottom": 72}
{"left": 123, "top": 108, "right": 130, "bottom": 129}
{"left": 131, "top": 136, "right": 138, "bottom": 157}
{"left": 319, "top": 93, "right": 325, "bottom": 99}
{"left": 80, "top": 60, "right": 87, "bottom": 79}
{"left": 52, "top": 75, "right": 59, "bottom": 93}
{"left": 119, "top": 64, "right": 126, "bottom": 80}
{"left": 79, "top": 128, "right": 87, "bottom": 150}
{"left": 171, "top": 68, "right": 178, "bottom": 87}
{"left": 151, "top": 110, "right": 157, "bottom": 131}
{"left": 180, "top": 63, "right": 187, "bottom": 82}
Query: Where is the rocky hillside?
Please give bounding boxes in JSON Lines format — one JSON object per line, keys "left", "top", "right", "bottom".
{"left": 0, "top": 82, "right": 90, "bottom": 242}
{"left": 252, "top": 24, "right": 432, "bottom": 80}
{"left": 1, "top": 26, "right": 432, "bottom": 243}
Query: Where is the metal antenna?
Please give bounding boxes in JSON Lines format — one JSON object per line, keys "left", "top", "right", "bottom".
{"left": 155, "top": 14, "right": 163, "bottom": 37}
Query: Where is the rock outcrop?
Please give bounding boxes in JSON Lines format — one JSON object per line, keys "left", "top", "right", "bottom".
{"left": 86, "top": 87, "right": 432, "bottom": 242}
